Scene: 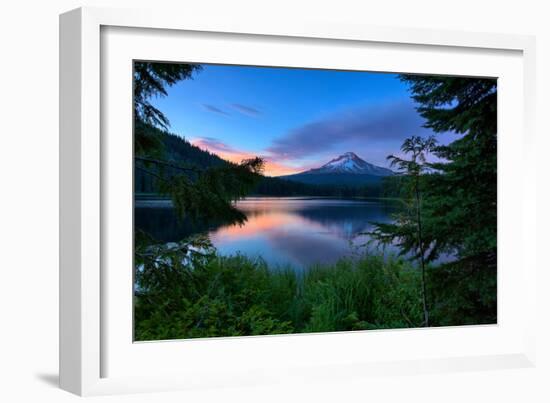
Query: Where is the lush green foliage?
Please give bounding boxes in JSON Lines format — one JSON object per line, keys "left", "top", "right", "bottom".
{"left": 369, "top": 75, "right": 498, "bottom": 326}
{"left": 371, "top": 136, "right": 438, "bottom": 262}
{"left": 370, "top": 136, "right": 438, "bottom": 326}
{"left": 134, "top": 241, "right": 495, "bottom": 341}
{"left": 134, "top": 241, "right": 421, "bottom": 340}
{"left": 427, "top": 255, "right": 497, "bottom": 326}
{"left": 375, "top": 76, "right": 497, "bottom": 265}
{"left": 400, "top": 74, "right": 497, "bottom": 264}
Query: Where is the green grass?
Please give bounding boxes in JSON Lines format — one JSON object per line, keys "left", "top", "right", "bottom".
{"left": 134, "top": 252, "right": 429, "bottom": 341}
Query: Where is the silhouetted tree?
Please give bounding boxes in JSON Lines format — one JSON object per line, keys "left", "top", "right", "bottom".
{"left": 370, "top": 135, "right": 436, "bottom": 326}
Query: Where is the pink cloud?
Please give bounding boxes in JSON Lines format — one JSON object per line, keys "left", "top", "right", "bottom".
{"left": 190, "top": 137, "right": 303, "bottom": 177}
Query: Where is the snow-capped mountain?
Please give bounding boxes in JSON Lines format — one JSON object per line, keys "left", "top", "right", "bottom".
{"left": 303, "top": 152, "right": 393, "bottom": 176}
{"left": 279, "top": 152, "right": 393, "bottom": 187}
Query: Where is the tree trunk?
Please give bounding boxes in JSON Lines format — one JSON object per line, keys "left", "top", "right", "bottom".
{"left": 414, "top": 175, "right": 429, "bottom": 327}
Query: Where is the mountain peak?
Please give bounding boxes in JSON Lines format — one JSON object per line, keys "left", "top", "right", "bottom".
{"left": 304, "top": 152, "right": 394, "bottom": 176}
{"left": 324, "top": 152, "right": 364, "bottom": 165}
{"left": 341, "top": 151, "right": 359, "bottom": 158}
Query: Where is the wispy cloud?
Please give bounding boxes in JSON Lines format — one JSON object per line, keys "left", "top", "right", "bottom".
{"left": 192, "top": 101, "right": 434, "bottom": 175}
{"left": 201, "top": 104, "right": 229, "bottom": 116}
{"left": 191, "top": 137, "right": 301, "bottom": 177}
{"left": 231, "top": 103, "right": 261, "bottom": 116}
{"left": 267, "top": 101, "right": 429, "bottom": 161}
{"left": 192, "top": 137, "right": 236, "bottom": 154}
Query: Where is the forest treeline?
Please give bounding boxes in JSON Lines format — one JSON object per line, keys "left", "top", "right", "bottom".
{"left": 135, "top": 127, "right": 391, "bottom": 198}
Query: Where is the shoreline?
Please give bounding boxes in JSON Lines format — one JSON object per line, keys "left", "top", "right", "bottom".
{"left": 135, "top": 193, "right": 404, "bottom": 205}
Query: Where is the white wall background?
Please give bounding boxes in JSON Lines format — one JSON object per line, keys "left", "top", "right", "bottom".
{"left": 0, "top": 1, "right": 548, "bottom": 401}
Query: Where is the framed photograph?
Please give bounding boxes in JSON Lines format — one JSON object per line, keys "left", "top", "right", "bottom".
{"left": 60, "top": 7, "right": 537, "bottom": 396}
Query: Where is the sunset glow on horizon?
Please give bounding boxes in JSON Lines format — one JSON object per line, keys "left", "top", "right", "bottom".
{"left": 190, "top": 137, "right": 308, "bottom": 177}
{"left": 148, "top": 63, "right": 449, "bottom": 174}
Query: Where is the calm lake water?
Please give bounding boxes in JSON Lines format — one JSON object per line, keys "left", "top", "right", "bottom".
{"left": 135, "top": 197, "right": 400, "bottom": 269}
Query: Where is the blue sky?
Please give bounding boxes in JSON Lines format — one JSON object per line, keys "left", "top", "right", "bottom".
{"left": 149, "top": 63, "right": 453, "bottom": 176}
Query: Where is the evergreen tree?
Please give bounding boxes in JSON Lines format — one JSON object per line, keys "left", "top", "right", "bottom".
{"left": 401, "top": 75, "right": 497, "bottom": 265}
{"left": 134, "top": 62, "right": 201, "bottom": 156}
{"left": 370, "top": 76, "right": 497, "bottom": 326}
{"left": 133, "top": 62, "right": 264, "bottom": 231}
{"left": 370, "top": 136, "right": 436, "bottom": 326}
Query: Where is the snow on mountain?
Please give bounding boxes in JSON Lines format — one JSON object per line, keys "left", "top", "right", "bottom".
{"left": 304, "top": 152, "right": 393, "bottom": 176}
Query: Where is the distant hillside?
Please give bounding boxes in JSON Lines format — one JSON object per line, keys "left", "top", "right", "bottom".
{"left": 278, "top": 172, "right": 385, "bottom": 187}
{"left": 135, "top": 128, "right": 226, "bottom": 194}
{"left": 135, "top": 129, "right": 388, "bottom": 198}
{"left": 163, "top": 132, "right": 227, "bottom": 168}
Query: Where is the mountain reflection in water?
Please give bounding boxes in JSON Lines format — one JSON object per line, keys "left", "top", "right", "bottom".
{"left": 135, "top": 197, "right": 400, "bottom": 269}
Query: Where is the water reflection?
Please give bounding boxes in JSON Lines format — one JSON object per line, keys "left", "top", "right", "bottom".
{"left": 210, "top": 198, "right": 397, "bottom": 268}
{"left": 136, "top": 197, "right": 399, "bottom": 269}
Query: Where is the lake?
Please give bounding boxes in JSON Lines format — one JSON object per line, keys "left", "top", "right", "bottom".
{"left": 135, "top": 197, "right": 400, "bottom": 269}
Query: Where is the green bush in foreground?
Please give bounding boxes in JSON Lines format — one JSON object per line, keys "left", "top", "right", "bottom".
{"left": 136, "top": 247, "right": 421, "bottom": 341}
{"left": 134, "top": 240, "right": 496, "bottom": 341}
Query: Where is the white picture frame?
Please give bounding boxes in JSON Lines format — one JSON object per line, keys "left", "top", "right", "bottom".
{"left": 59, "top": 6, "right": 537, "bottom": 396}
